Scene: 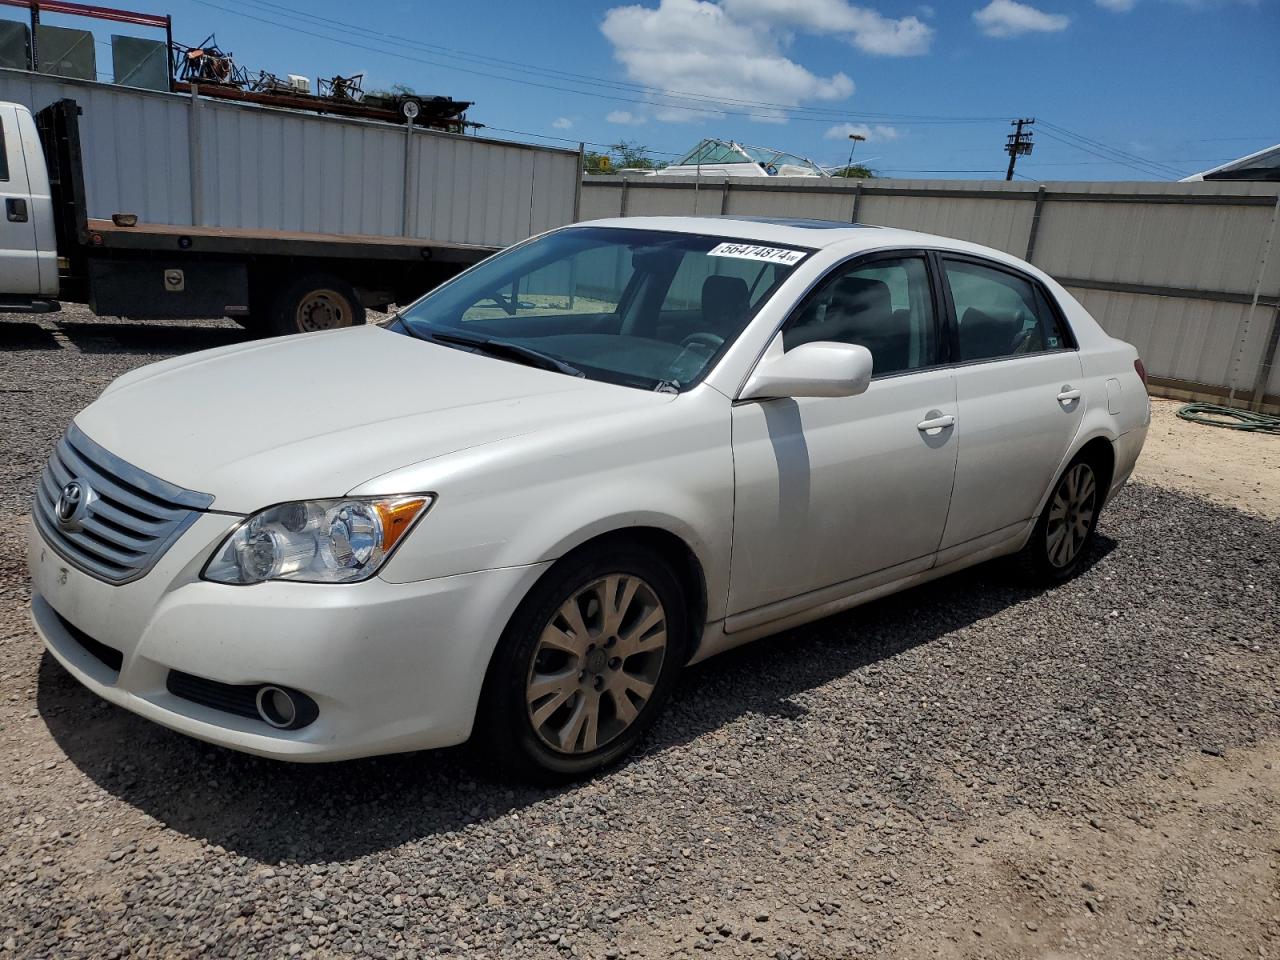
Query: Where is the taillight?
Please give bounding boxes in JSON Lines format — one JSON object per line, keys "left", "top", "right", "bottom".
{"left": 1134, "top": 357, "right": 1148, "bottom": 387}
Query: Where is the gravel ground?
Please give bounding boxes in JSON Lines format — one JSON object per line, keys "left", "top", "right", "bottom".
{"left": 1, "top": 307, "right": 1277, "bottom": 960}
{"left": 1135, "top": 398, "right": 1280, "bottom": 520}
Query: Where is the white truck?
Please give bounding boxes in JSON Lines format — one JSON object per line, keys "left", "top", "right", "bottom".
{"left": 0, "top": 73, "right": 580, "bottom": 335}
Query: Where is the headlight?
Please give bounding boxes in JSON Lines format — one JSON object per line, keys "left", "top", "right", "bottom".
{"left": 203, "top": 496, "right": 433, "bottom": 585}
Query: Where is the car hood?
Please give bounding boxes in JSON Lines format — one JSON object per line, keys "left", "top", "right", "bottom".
{"left": 73, "top": 325, "right": 672, "bottom": 514}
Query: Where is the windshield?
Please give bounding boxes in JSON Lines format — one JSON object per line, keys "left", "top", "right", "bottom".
{"left": 394, "top": 227, "right": 809, "bottom": 391}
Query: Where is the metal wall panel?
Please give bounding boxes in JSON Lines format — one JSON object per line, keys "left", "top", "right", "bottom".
{"left": 579, "top": 180, "right": 623, "bottom": 220}
{"left": 858, "top": 193, "right": 1034, "bottom": 255}
{"left": 1035, "top": 198, "right": 1280, "bottom": 294}
{"left": 1268, "top": 309, "right": 1280, "bottom": 398}
{"left": 724, "top": 184, "right": 856, "bottom": 221}
{"left": 0, "top": 69, "right": 192, "bottom": 224}
{"left": 0, "top": 22, "right": 30, "bottom": 71}
{"left": 621, "top": 184, "right": 701, "bottom": 217}
{"left": 35, "top": 25, "right": 95, "bottom": 81}
{"left": 110, "top": 36, "right": 167, "bottom": 92}
{"left": 1066, "top": 287, "right": 1258, "bottom": 388}
{"left": 0, "top": 67, "right": 579, "bottom": 247}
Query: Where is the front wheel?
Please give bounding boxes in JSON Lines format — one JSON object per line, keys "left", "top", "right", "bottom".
{"left": 474, "top": 542, "right": 688, "bottom": 781}
{"left": 1021, "top": 455, "right": 1102, "bottom": 583}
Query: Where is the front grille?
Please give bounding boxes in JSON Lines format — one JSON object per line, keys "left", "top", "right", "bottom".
{"left": 33, "top": 424, "right": 214, "bottom": 584}
{"left": 166, "top": 670, "right": 260, "bottom": 720}
{"left": 55, "top": 610, "right": 124, "bottom": 672}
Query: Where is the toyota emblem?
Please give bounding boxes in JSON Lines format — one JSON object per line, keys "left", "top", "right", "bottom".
{"left": 55, "top": 479, "right": 92, "bottom": 531}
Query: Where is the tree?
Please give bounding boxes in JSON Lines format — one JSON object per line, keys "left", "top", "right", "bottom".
{"left": 582, "top": 140, "right": 665, "bottom": 174}
{"left": 831, "top": 163, "right": 875, "bottom": 179}
{"left": 611, "top": 140, "right": 660, "bottom": 170}
{"left": 583, "top": 150, "right": 613, "bottom": 175}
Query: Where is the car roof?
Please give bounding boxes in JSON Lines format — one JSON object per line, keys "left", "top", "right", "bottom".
{"left": 580, "top": 215, "right": 976, "bottom": 254}
{"left": 575, "top": 215, "right": 1039, "bottom": 275}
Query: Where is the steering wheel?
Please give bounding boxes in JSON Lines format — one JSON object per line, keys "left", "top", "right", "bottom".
{"left": 680, "top": 332, "right": 724, "bottom": 352}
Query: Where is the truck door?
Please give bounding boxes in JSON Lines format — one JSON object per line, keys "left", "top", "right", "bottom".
{"left": 0, "top": 103, "right": 42, "bottom": 298}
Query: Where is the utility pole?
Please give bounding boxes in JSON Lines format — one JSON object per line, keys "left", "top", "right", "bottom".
{"left": 844, "top": 132, "right": 866, "bottom": 177}
{"left": 1005, "top": 118, "right": 1034, "bottom": 181}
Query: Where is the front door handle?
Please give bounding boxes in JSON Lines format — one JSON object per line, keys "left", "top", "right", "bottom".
{"left": 917, "top": 413, "right": 956, "bottom": 432}
{"left": 1057, "top": 386, "right": 1082, "bottom": 403}
{"left": 6, "top": 198, "right": 28, "bottom": 223}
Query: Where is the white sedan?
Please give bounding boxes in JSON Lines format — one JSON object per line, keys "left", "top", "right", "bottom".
{"left": 27, "top": 217, "right": 1150, "bottom": 778}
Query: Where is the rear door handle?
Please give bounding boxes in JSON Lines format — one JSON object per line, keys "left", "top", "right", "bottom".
{"left": 5, "top": 198, "right": 28, "bottom": 223}
{"left": 917, "top": 414, "right": 955, "bottom": 432}
{"left": 1057, "top": 386, "right": 1082, "bottom": 403}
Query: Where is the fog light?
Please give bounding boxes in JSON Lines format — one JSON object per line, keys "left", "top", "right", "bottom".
{"left": 256, "top": 685, "right": 309, "bottom": 729}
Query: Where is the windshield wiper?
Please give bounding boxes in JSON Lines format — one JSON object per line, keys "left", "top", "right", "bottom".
{"left": 425, "top": 331, "right": 585, "bottom": 378}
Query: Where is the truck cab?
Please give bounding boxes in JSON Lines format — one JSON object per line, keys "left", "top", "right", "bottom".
{"left": 0, "top": 101, "right": 58, "bottom": 311}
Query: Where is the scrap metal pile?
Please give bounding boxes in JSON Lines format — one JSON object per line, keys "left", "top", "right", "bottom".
{"left": 169, "top": 34, "right": 473, "bottom": 131}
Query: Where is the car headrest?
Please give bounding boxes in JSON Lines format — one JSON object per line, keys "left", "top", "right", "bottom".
{"left": 829, "top": 276, "right": 893, "bottom": 334}
{"left": 960, "top": 307, "right": 1020, "bottom": 361}
{"left": 701, "top": 275, "right": 751, "bottom": 330}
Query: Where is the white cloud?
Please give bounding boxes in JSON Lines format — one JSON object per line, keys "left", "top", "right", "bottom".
{"left": 722, "top": 0, "right": 934, "bottom": 55}
{"left": 552, "top": 117, "right": 574, "bottom": 130}
{"left": 606, "top": 110, "right": 648, "bottom": 125}
{"left": 824, "top": 122, "right": 902, "bottom": 142}
{"left": 973, "top": 0, "right": 1070, "bottom": 37}
{"left": 1095, "top": 0, "right": 1136, "bottom": 9}
{"left": 600, "top": 0, "right": 861, "bottom": 124}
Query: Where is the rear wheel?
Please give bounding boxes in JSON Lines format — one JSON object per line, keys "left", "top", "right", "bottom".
{"left": 1021, "top": 454, "right": 1102, "bottom": 583}
{"left": 474, "top": 542, "right": 688, "bottom": 781}
{"left": 268, "top": 274, "right": 365, "bottom": 336}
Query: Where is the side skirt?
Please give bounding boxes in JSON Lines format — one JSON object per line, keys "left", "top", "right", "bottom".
{"left": 689, "top": 520, "right": 1033, "bottom": 664}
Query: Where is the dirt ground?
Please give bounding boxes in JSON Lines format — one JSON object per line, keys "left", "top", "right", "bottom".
{"left": 0, "top": 314, "right": 1277, "bottom": 960}
{"left": 1135, "top": 398, "right": 1280, "bottom": 519}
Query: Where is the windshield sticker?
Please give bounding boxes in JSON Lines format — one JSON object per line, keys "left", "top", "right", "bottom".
{"left": 707, "top": 243, "right": 806, "bottom": 265}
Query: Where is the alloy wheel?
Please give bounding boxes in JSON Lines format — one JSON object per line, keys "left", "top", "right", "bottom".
{"left": 1046, "top": 462, "right": 1097, "bottom": 568}
{"left": 525, "top": 574, "right": 668, "bottom": 755}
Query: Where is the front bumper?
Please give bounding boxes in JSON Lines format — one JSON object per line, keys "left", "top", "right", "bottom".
{"left": 28, "top": 515, "right": 550, "bottom": 761}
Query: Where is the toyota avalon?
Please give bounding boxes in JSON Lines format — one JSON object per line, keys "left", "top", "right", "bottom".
{"left": 27, "top": 217, "right": 1150, "bottom": 778}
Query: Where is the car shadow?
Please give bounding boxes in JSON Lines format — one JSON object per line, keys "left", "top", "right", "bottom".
{"left": 0, "top": 319, "right": 60, "bottom": 350}
{"left": 37, "top": 536, "right": 1116, "bottom": 865}
{"left": 53, "top": 320, "right": 251, "bottom": 354}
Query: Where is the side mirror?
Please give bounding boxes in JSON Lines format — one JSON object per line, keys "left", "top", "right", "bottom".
{"left": 739, "top": 337, "right": 873, "bottom": 401}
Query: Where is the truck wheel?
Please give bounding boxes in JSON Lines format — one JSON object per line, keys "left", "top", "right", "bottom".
{"left": 269, "top": 275, "right": 365, "bottom": 336}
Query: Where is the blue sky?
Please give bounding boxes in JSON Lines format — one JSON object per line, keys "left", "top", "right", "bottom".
{"left": 10, "top": 0, "right": 1278, "bottom": 180}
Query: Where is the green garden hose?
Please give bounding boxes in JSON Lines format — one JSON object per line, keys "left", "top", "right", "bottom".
{"left": 1176, "top": 402, "right": 1280, "bottom": 435}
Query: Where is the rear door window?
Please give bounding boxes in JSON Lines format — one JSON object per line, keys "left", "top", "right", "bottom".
{"left": 942, "top": 259, "right": 1067, "bottom": 362}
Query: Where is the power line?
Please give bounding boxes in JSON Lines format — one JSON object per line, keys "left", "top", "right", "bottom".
{"left": 879, "top": 168, "right": 1006, "bottom": 174}
{"left": 1037, "top": 120, "right": 1188, "bottom": 179}
{"left": 196, "top": 0, "right": 1007, "bottom": 127}
{"left": 1034, "top": 127, "right": 1179, "bottom": 179}
{"left": 483, "top": 125, "right": 682, "bottom": 157}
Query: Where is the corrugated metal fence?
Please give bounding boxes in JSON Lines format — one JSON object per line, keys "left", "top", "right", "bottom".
{"left": 0, "top": 67, "right": 580, "bottom": 248}
{"left": 581, "top": 176, "right": 1280, "bottom": 410}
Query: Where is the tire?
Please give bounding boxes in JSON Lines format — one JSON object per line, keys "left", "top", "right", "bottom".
{"left": 473, "top": 541, "right": 689, "bottom": 782}
{"left": 267, "top": 274, "right": 365, "bottom": 337}
{"left": 1020, "top": 452, "right": 1103, "bottom": 584}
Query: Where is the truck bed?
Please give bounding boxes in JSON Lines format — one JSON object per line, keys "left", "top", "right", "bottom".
{"left": 85, "top": 219, "right": 498, "bottom": 265}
